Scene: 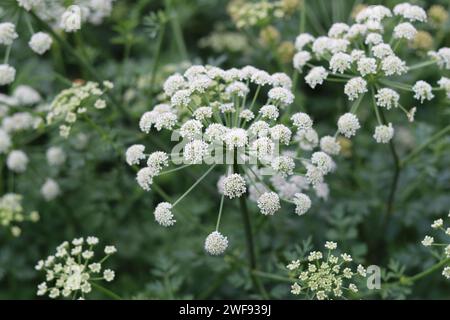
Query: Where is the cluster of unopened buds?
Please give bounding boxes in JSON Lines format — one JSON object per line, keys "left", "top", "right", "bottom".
{"left": 287, "top": 241, "right": 368, "bottom": 300}
{"left": 46, "top": 80, "right": 113, "bottom": 138}
{"left": 421, "top": 211, "right": 450, "bottom": 280}
{"left": 126, "top": 65, "right": 339, "bottom": 255}
{"left": 35, "top": 237, "right": 117, "bottom": 299}
{"left": 0, "top": 193, "right": 39, "bottom": 237}
{"left": 293, "top": 3, "right": 450, "bottom": 146}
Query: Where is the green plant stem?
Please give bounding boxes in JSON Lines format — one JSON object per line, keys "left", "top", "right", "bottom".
{"left": 149, "top": 22, "right": 166, "bottom": 96}
{"left": 172, "top": 165, "right": 216, "bottom": 207}
{"left": 29, "top": 11, "right": 130, "bottom": 120}
{"left": 91, "top": 282, "right": 122, "bottom": 300}
{"left": 4, "top": 45, "right": 11, "bottom": 64}
{"left": 233, "top": 151, "right": 269, "bottom": 299}
{"left": 408, "top": 60, "right": 436, "bottom": 71}
{"left": 164, "top": 0, "right": 188, "bottom": 61}
{"left": 378, "top": 108, "right": 401, "bottom": 218}
{"left": 404, "top": 257, "right": 450, "bottom": 284}
{"left": 400, "top": 125, "right": 450, "bottom": 167}
{"left": 252, "top": 270, "right": 295, "bottom": 283}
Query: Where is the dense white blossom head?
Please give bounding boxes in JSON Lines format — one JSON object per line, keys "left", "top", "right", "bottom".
{"left": 29, "top": 32, "right": 53, "bottom": 55}
{"left": 154, "top": 202, "right": 176, "bottom": 227}
{"left": 338, "top": 113, "right": 360, "bottom": 138}
{"left": 222, "top": 174, "right": 246, "bottom": 199}
{"left": 257, "top": 192, "right": 281, "bottom": 215}
{"left": 0, "top": 64, "right": 16, "bottom": 86}
{"left": 61, "top": 5, "right": 82, "bottom": 32}
{"left": 373, "top": 123, "right": 394, "bottom": 143}
{"left": 7, "top": 150, "right": 28, "bottom": 173}
{"left": 293, "top": 193, "right": 311, "bottom": 215}
{"left": 125, "top": 144, "right": 146, "bottom": 166}
{"left": 204, "top": 231, "right": 228, "bottom": 255}
{"left": 0, "top": 23, "right": 18, "bottom": 46}
{"left": 41, "top": 178, "right": 61, "bottom": 201}
{"left": 46, "top": 147, "right": 66, "bottom": 166}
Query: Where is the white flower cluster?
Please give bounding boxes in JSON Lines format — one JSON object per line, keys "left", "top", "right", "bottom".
{"left": 287, "top": 242, "right": 367, "bottom": 300}
{"left": 421, "top": 213, "right": 450, "bottom": 280}
{"left": 47, "top": 81, "right": 113, "bottom": 138}
{"left": 35, "top": 237, "right": 117, "bottom": 299}
{"left": 128, "top": 65, "right": 337, "bottom": 255}
{"left": 293, "top": 3, "right": 446, "bottom": 144}
{"left": 0, "top": 193, "right": 39, "bottom": 237}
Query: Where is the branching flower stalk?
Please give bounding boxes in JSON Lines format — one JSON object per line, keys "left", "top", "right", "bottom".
{"left": 126, "top": 65, "right": 339, "bottom": 275}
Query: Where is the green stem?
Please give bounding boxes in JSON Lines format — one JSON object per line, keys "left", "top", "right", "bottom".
{"left": 400, "top": 125, "right": 450, "bottom": 167}
{"left": 252, "top": 270, "right": 295, "bottom": 283}
{"left": 379, "top": 108, "right": 401, "bottom": 217}
{"left": 91, "top": 282, "right": 122, "bottom": 300}
{"left": 233, "top": 151, "right": 269, "bottom": 299}
{"left": 408, "top": 60, "right": 436, "bottom": 71}
{"left": 172, "top": 165, "right": 216, "bottom": 207}
{"left": 149, "top": 22, "right": 166, "bottom": 96}
{"left": 164, "top": 0, "right": 188, "bottom": 61}
{"left": 215, "top": 193, "right": 225, "bottom": 231}
{"left": 3, "top": 45, "right": 11, "bottom": 64}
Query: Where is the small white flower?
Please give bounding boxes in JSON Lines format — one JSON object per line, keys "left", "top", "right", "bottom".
{"left": 223, "top": 173, "right": 246, "bottom": 199}
{"left": 136, "top": 166, "right": 158, "bottom": 191}
{"left": 267, "top": 87, "right": 294, "bottom": 106}
{"left": 431, "top": 219, "right": 443, "bottom": 229}
{"left": 305, "top": 67, "right": 328, "bottom": 89}
{"left": 46, "top": 147, "right": 66, "bottom": 166}
{"left": 381, "top": 55, "right": 407, "bottom": 76}
{"left": 421, "top": 235, "right": 434, "bottom": 247}
{"left": 94, "top": 99, "right": 106, "bottom": 109}
{"left": 413, "top": 80, "right": 434, "bottom": 103}
{"left": 125, "top": 144, "right": 146, "bottom": 166}
{"left": 328, "top": 23, "right": 349, "bottom": 38}
{"left": 373, "top": 123, "right": 394, "bottom": 143}
{"left": 320, "top": 136, "right": 341, "bottom": 155}
{"left": 443, "top": 267, "right": 450, "bottom": 279}
{"left": 311, "top": 151, "right": 334, "bottom": 175}
{"left": 271, "top": 73, "right": 292, "bottom": 89}
{"left": 338, "top": 113, "right": 360, "bottom": 138}
{"left": 271, "top": 156, "right": 295, "bottom": 177}
{"left": 296, "top": 128, "right": 318, "bottom": 151}
{"left": 344, "top": 77, "right": 367, "bottom": 101}
{"left": 224, "top": 128, "right": 248, "bottom": 150}
{"left": 154, "top": 202, "right": 175, "bottom": 227}
{"left": 329, "top": 52, "right": 352, "bottom": 74}
{"left": 29, "top": 32, "right": 53, "bottom": 55}
{"left": 270, "top": 124, "right": 292, "bottom": 145}
{"left": 0, "top": 23, "right": 18, "bottom": 46}
{"left": 41, "top": 178, "right": 61, "bottom": 201}
{"left": 225, "top": 81, "right": 249, "bottom": 97}
{"left": 0, "top": 64, "right": 16, "bottom": 86}
{"left": 259, "top": 105, "right": 279, "bottom": 120}
{"left": 325, "top": 241, "right": 337, "bottom": 250}
{"left": 180, "top": 119, "right": 203, "bottom": 141}
{"left": 357, "top": 57, "right": 377, "bottom": 76}
{"left": 257, "top": 192, "right": 281, "bottom": 215}
{"left": 7, "top": 150, "right": 28, "bottom": 173}
{"left": 365, "top": 33, "right": 383, "bottom": 45}
{"left": 61, "top": 5, "right": 82, "bottom": 32}
{"left": 104, "top": 245, "right": 117, "bottom": 255}
{"left": 291, "top": 112, "right": 313, "bottom": 130}
{"left": 372, "top": 43, "right": 393, "bottom": 59}
{"left": 293, "top": 193, "right": 311, "bottom": 215}
{"left": 375, "top": 88, "right": 399, "bottom": 109}
{"left": 393, "top": 22, "right": 417, "bottom": 40}
{"left": 293, "top": 51, "right": 312, "bottom": 72}
{"left": 429, "top": 48, "right": 450, "bottom": 70}
{"left": 103, "top": 269, "right": 115, "bottom": 282}
{"left": 204, "top": 231, "right": 228, "bottom": 255}
{"left": 193, "top": 107, "right": 213, "bottom": 121}
{"left": 295, "top": 33, "right": 315, "bottom": 50}
{"left": 184, "top": 140, "right": 209, "bottom": 164}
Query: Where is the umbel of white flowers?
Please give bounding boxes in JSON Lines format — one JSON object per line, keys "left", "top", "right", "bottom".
{"left": 35, "top": 237, "right": 117, "bottom": 299}
{"left": 293, "top": 3, "right": 450, "bottom": 145}
{"left": 126, "top": 65, "right": 339, "bottom": 255}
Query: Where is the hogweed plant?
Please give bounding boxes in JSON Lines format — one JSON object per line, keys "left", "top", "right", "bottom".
{"left": 0, "top": 193, "right": 39, "bottom": 236}
{"left": 293, "top": 3, "right": 449, "bottom": 144}
{"left": 421, "top": 213, "right": 450, "bottom": 281}
{"left": 286, "top": 242, "right": 368, "bottom": 300}
{"left": 35, "top": 237, "right": 119, "bottom": 300}
{"left": 126, "top": 65, "right": 340, "bottom": 295}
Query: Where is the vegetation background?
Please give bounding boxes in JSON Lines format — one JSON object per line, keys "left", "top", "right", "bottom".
{"left": 0, "top": 0, "right": 449, "bottom": 299}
